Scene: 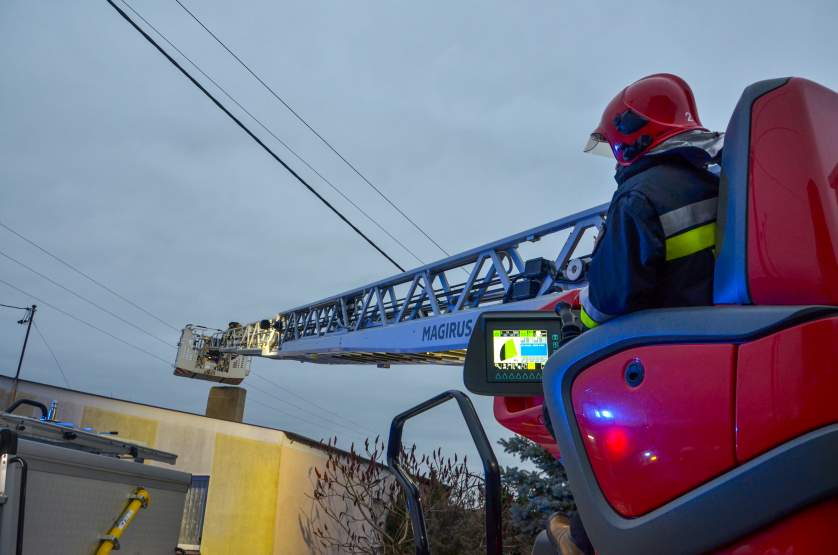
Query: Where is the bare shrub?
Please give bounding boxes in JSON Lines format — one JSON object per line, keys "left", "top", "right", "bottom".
{"left": 308, "top": 436, "right": 536, "bottom": 555}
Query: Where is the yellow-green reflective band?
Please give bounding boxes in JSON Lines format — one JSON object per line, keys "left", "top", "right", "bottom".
{"left": 580, "top": 307, "right": 598, "bottom": 329}
{"left": 665, "top": 222, "right": 716, "bottom": 261}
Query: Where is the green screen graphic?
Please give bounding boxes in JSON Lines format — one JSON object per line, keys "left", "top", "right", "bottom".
{"left": 499, "top": 338, "right": 518, "bottom": 360}
{"left": 492, "top": 329, "right": 549, "bottom": 372}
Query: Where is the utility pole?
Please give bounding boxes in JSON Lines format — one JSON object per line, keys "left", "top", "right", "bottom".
{"left": 10, "top": 304, "right": 36, "bottom": 405}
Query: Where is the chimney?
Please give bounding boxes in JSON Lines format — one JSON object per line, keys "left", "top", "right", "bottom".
{"left": 205, "top": 386, "right": 247, "bottom": 423}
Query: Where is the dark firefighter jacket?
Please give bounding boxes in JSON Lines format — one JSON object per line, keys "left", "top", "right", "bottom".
{"left": 579, "top": 132, "right": 722, "bottom": 328}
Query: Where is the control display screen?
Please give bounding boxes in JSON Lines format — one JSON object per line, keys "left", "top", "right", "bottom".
{"left": 464, "top": 311, "right": 563, "bottom": 396}
{"left": 490, "top": 329, "right": 550, "bottom": 382}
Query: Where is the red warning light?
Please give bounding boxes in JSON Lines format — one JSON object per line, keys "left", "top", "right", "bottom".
{"left": 604, "top": 427, "right": 629, "bottom": 459}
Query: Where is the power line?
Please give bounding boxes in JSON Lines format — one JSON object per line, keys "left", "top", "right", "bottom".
{"left": 0, "top": 219, "right": 179, "bottom": 332}
{"left": 246, "top": 395, "right": 322, "bottom": 434}
{"left": 13, "top": 1, "right": 409, "bottom": 440}
{"left": 246, "top": 377, "right": 370, "bottom": 439}
{"left": 0, "top": 278, "right": 173, "bottom": 366}
{"left": 248, "top": 394, "right": 364, "bottom": 442}
{"left": 105, "top": 0, "right": 406, "bottom": 274}
{"left": 3, "top": 286, "right": 367, "bottom": 440}
{"left": 246, "top": 394, "right": 359, "bottom": 441}
{"left": 2, "top": 224, "right": 369, "bottom": 438}
{"left": 173, "top": 0, "right": 452, "bottom": 260}
{"left": 0, "top": 302, "right": 29, "bottom": 311}
{"left": 0, "top": 248, "right": 175, "bottom": 347}
{"left": 251, "top": 371, "right": 376, "bottom": 435}
{"left": 3, "top": 282, "right": 354, "bottom": 440}
{"left": 119, "top": 1, "right": 425, "bottom": 268}
{"left": 32, "top": 322, "right": 71, "bottom": 388}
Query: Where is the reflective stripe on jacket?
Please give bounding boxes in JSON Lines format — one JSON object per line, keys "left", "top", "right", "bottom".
{"left": 581, "top": 152, "right": 720, "bottom": 328}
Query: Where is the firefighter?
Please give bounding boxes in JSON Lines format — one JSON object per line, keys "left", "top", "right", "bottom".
{"left": 579, "top": 73, "right": 722, "bottom": 330}
{"left": 547, "top": 74, "right": 723, "bottom": 555}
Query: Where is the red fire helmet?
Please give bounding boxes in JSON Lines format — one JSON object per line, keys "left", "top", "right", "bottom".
{"left": 584, "top": 73, "right": 705, "bottom": 166}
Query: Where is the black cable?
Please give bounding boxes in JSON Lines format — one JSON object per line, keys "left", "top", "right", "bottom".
{"left": 0, "top": 278, "right": 173, "bottom": 366}
{"left": 32, "top": 322, "right": 71, "bottom": 388}
{"left": 5, "top": 287, "right": 360, "bottom": 441}
{"left": 173, "top": 0, "right": 452, "bottom": 259}
{"left": 0, "top": 219, "right": 179, "bottom": 332}
{"left": 3, "top": 238, "right": 371, "bottom": 433}
{"left": 251, "top": 371, "right": 376, "bottom": 435}
{"left": 247, "top": 392, "right": 365, "bottom": 442}
{"left": 246, "top": 379, "right": 369, "bottom": 438}
{"left": 0, "top": 303, "right": 29, "bottom": 311}
{"left": 0, "top": 249, "right": 174, "bottom": 347}
{"left": 246, "top": 395, "right": 323, "bottom": 434}
{"left": 105, "top": 0, "right": 406, "bottom": 273}
{"left": 4, "top": 293, "right": 358, "bottom": 442}
{"left": 120, "top": 1, "right": 426, "bottom": 267}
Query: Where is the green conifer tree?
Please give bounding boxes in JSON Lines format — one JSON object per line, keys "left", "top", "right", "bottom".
{"left": 499, "top": 435, "right": 576, "bottom": 539}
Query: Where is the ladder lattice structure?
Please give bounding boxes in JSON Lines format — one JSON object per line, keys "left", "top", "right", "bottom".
{"left": 176, "top": 203, "right": 607, "bottom": 380}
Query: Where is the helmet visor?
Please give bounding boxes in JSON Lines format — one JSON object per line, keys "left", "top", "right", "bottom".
{"left": 583, "top": 133, "right": 613, "bottom": 158}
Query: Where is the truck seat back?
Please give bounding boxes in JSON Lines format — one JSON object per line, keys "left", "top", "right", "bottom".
{"left": 714, "top": 77, "right": 838, "bottom": 305}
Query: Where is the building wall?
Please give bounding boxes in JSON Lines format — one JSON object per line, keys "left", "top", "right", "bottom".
{"left": 275, "top": 440, "right": 328, "bottom": 555}
{"left": 0, "top": 377, "right": 335, "bottom": 555}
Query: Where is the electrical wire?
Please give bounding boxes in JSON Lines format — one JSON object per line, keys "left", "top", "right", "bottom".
{"left": 173, "top": 0, "right": 452, "bottom": 259}
{"left": 4, "top": 282, "right": 366, "bottom": 440}
{"left": 0, "top": 278, "right": 173, "bottom": 366}
{"left": 3, "top": 278, "right": 373, "bottom": 439}
{"left": 2, "top": 230, "right": 372, "bottom": 437}
{"left": 120, "top": 1, "right": 426, "bottom": 267}
{"left": 32, "top": 322, "right": 71, "bottom": 388}
{"left": 251, "top": 371, "right": 376, "bottom": 435}
{"left": 0, "top": 249, "right": 175, "bottom": 347}
{"left": 246, "top": 394, "right": 362, "bottom": 441}
{"left": 246, "top": 395, "right": 322, "bottom": 435}
{"left": 0, "top": 219, "right": 179, "bottom": 332}
{"left": 4, "top": 279, "right": 354, "bottom": 440}
{"left": 0, "top": 303, "right": 29, "bottom": 311}
{"left": 7, "top": 1, "right": 424, "bottom": 441}
{"left": 105, "top": 0, "right": 406, "bottom": 273}
{"left": 4, "top": 284, "right": 370, "bottom": 441}
{"left": 246, "top": 378, "right": 370, "bottom": 438}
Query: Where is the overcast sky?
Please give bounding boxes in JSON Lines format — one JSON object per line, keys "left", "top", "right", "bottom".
{"left": 2, "top": 0, "right": 836, "bottom": 467}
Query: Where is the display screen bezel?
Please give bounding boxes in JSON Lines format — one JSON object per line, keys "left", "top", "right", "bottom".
{"left": 463, "top": 312, "right": 563, "bottom": 396}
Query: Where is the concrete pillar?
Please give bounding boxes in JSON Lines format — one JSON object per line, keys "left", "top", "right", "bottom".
{"left": 205, "top": 386, "right": 247, "bottom": 423}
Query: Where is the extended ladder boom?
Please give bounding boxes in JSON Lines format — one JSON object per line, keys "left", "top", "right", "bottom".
{"left": 175, "top": 203, "right": 607, "bottom": 383}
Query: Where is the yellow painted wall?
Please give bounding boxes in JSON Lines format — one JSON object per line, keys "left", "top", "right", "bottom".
{"left": 81, "top": 405, "right": 159, "bottom": 447}
{"left": 201, "top": 433, "right": 283, "bottom": 555}
{"left": 0, "top": 378, "right": 341, "bottom": 555}
{"left": 274, "top": 441, "right": 326, "bottom": 555}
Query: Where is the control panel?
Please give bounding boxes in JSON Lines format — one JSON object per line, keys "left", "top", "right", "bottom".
{"left": 463, "top": 311, "right": 563, "bottom": 396}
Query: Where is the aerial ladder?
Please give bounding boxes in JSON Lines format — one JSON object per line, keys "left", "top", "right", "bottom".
{"left": 174, "top": 203, "right": 606, "bottom": 382}
{"left": 175, "top": 77, "right": 838, "bottom": 555}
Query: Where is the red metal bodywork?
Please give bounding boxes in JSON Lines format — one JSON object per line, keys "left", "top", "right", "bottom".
{"left": 571, "top": 344, "right": 737, "bottom": 517}
{"left": 493, "top": 78, "right": 838, "bottom": 550}
{"left": 563, "top": 317, "right": 838, "bottom": 518}
{"left": 736, "top": 317, "right": 838, "bottom": 462}
{"left": 711, "top": 498, "right": 838, "bottom": 554}
{"left": 493, "top": 396, "right": 559, "bottom": 458}
{"left": 747, "top": 78, "right": 838, "bottom": 305}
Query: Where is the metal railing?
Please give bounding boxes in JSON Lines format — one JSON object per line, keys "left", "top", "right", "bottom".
{"left": 386, "top": 390, "right": 502, "bottom": 555}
